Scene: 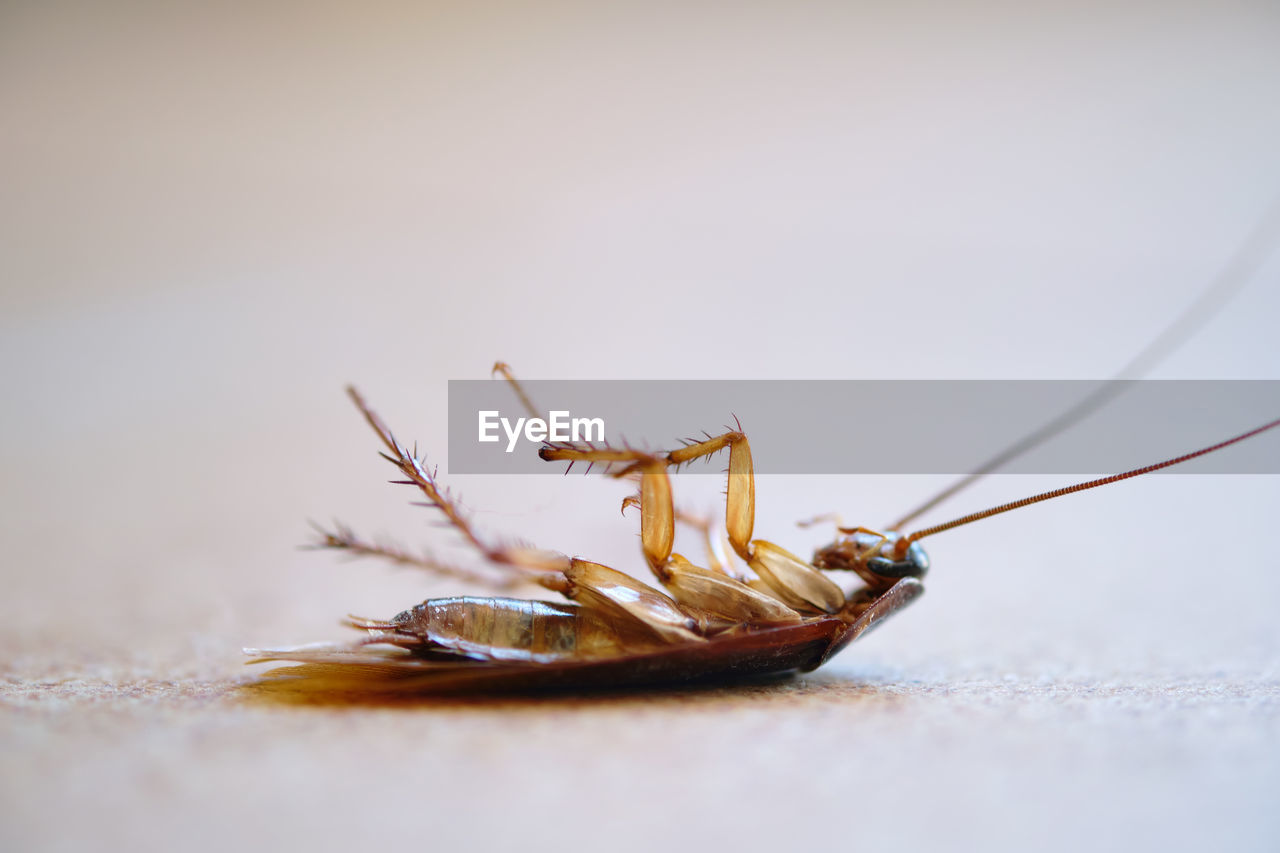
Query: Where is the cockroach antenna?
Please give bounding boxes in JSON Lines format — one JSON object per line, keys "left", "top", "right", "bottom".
{"left": 893, "top": 416, "right": 1280, "bottom": 557}
{"left": 891, "top": 193, "right": 1280, "bottom": 531}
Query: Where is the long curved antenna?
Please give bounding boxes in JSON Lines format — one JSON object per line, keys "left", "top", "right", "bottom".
{"left": 890, "top": 194, "right": 1280, "bottom": 531}
{"left": 895, "top": 417, "right": 1280, "bottom": 555}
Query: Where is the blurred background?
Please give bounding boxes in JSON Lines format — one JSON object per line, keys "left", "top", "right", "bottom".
{"left": 3, "top": 1, "right": 1279, "bottom": 851}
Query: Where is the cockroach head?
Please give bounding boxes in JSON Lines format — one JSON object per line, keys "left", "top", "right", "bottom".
{"left": 812, "top": 531, "right": 929, "bottom": 584}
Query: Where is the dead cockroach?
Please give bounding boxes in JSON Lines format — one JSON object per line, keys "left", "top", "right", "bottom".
{"left": 246, "top": 366, "right": 1279, "bottom": 694}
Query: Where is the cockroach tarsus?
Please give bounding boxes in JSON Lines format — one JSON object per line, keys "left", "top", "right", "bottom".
{"left": 245, "top": 367, "right": 1279, "bottom": 694}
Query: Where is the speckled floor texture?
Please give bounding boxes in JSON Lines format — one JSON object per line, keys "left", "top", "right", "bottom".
{"left": 6, "top": 659, "right": 1279, "bottom": 852}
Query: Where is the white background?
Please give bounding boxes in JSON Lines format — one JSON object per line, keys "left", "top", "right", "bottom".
{"left": 3, "top": 2, "right": 1279, "bottom": 851}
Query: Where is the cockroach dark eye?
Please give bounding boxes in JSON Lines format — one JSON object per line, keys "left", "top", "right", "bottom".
{"left": 907, "top": 542, "right": 929, "bottom": 576}
{"left": 866, "top": 542, "right": 929, "bottom": 579}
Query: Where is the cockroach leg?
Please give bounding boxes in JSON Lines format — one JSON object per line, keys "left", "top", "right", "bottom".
{"left": 672, "top": 507, "right": 730, "bottom": 576}
{"left": 623, "top": 495, "right": 733, "bottom": 577}
{"left": 669, "top": 431, "right": 846, "bottom": 614}
{"left": 797, "top": 517, "right": 894, "bottom": 565}
{"left": 796, "top": 512, "right": 848, "bottom": 529}
{"left": 491, "top": 361, "right": 540, "bottom": 420}
{"left": 543, "top": 429, "right": 845, "bottom": 616}
{"left": 307, "top": 521, "right": 518, "bottom": 589}
{"left": 346, "top": 385, "right": 571, "bottom": 583}
{"left": 347, "top": 386, "right": 714, "bottom": 644}
{"left": 840, "top": 527, "right": 892, "bottom": 562}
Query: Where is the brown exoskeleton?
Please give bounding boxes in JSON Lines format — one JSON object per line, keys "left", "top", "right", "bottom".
{"left": 246, "top": 367, "right": 1279, "bottom": 694}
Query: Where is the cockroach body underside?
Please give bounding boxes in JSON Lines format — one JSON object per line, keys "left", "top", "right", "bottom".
{"left": 248, "top": 377, "right": 929, "bottom": 694}
{"left": 248, "top": 370, "right": 1275, "bottom": 695}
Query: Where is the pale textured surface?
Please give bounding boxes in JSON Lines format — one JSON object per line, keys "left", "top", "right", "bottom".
{"left": 5, "top": 671, "right": 1280, "bottom": 853}
{"left": 3, "top": 3, "right": 1280, "bottom": 852}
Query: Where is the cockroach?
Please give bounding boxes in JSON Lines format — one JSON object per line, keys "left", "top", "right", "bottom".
{"left": 246, "top": 365, "right": 1279, "bottom": 694}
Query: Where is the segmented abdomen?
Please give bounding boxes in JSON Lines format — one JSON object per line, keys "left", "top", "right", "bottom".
{"left": 391, "top": 596, "right": 653, "bottom": 662}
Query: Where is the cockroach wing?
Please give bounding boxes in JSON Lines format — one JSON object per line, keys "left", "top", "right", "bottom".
{"left": 562, "top": 559, "right": 702, "bottom": 642}
{"left": 749, "top": 540, "right": 846, "bottom": 613}
{"left": 663, "top": 555, "right": 802, "bottom": 624}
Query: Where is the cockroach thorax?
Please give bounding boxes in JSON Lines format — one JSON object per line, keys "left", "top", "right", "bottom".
{"left": 812, "top": 532, "right": 929, "bottom": 584}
